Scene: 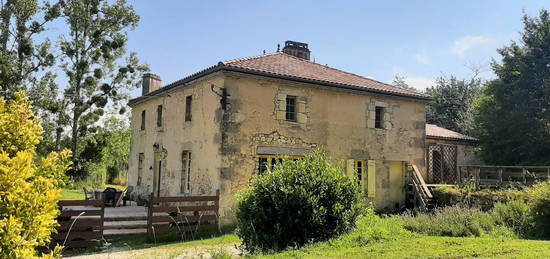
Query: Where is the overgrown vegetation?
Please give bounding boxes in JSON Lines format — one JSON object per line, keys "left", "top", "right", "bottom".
{"left": 0, "top": 92, "right": 71, "bottom": 258}
{"left": 236, "top": 151, "right": 362, "bottom": 253}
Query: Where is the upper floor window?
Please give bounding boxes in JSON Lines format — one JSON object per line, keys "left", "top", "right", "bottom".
{"left": 140, "top": 110, "right": 146, "bottom": 130}
{"left": 185, "top": 95, "right": 192, "bottom": 122}
{"left": 285, "top": 95, "right": 297, "bottom": 122}
{"left": 156, "top": 105, "right": 163, "bottom": 127}
{"left": 375, "top": 106, "right": 384, "bottom": 129}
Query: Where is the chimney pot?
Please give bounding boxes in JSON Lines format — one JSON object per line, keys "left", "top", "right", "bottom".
{"left": 142, "top": 73, "right": 162, "bottom": 96}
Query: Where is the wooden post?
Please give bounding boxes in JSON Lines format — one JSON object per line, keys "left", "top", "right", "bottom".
{"left": 498, "top": 168, "right": 503, "bottom": 187}
{"left": 522, "top": 168, "right": 527, "bottom": 184}
{"left": 146, "top": 193, "right": 153, "bottom": 238}
{"left": 99, "top": 200, "right": 105, "bottom": 245}
{"left": 547, "top": 168, "right": 550, "bottom": 181}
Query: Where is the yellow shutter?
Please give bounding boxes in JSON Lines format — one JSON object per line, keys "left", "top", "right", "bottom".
{"left": 360, "top": 161, "right": 366, "bottom": 195}
{"left": 346, "top": 159, "right": 354, "bottom": 179}
{"left": 367, "top": 160, "right": 376, "bottom": 198}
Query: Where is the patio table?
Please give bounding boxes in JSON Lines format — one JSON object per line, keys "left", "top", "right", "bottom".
{"left": 91, "top": 189, "right": 123, "bottom": 206}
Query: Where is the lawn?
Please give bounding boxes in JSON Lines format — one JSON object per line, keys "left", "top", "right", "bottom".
{"left": 65, "top": 213, "right": 550, "bottom": 259}
{"left": 60, "top": 184, "right": 126, "bottom": 200}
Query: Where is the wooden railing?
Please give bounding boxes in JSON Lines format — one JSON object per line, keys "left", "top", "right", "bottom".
{"left": 407, "top": 164, "right": 433, "bottom": 211}
{"left": 147, "top": 190, "right": 220, "bottom": 238}
{"left": 52, "top": 200, "right": 105, "bottom": 249}
{"left": 459, "top": 165, "right": 550, "bottom": 188}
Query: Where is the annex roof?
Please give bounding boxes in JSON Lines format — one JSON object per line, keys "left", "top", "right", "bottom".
{"left": 426, "top": 124, "right": 478, "bottom": 143}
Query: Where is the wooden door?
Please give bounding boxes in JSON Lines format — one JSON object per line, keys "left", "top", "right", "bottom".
{"left": 389, "top": 161, "right": 405, "bottom": 209}
{"left": 153, "top": 152, "right": 162, "bottom": 197}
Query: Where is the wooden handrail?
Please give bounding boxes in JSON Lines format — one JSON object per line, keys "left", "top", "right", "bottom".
{"left": 412, "top": 165, "right": 432, "bottom": 199}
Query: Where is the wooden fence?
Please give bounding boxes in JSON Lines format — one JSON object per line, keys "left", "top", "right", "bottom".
{"left": 147, "top": 190, "right": 220, "bottom": 237}
{"left": 52, "top": 200, "right": 104, "bottom": 249}
{"left": 458, "top": 165, "right": 550, "bottom": 188}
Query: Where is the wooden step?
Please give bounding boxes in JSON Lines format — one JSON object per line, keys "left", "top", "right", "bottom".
{"left": 103, "top": 224, "right": 147, "bottom": 230}
{"left": 104, "top": 216, "right": 148, "bottom": 221}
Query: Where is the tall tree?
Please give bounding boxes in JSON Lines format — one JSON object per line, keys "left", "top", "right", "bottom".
{"left": 426, "top": 75, "right": 483, "bottom": 134}
{"left": 0, "top": 0, "right": 62, "bottom": 98}
{"left": 58, "top": 0, "right": 147, "bottom": 177}
{"left": 474, "top": 9, "right": 550, "bottom": 165}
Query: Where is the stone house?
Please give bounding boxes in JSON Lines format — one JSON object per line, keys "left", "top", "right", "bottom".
{"left": 127, "top": 41, "right": 432, "bottom": 225}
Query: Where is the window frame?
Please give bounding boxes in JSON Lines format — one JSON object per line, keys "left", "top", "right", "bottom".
{"left": 185, "top": 95, "right": 192, "bottom": 122}
{"left": 181, "top": 151, "right": 191, "bottom": 193}
{"left": 375, "top": 106, "right": 384, "bottom": 129}
{"left": 257, "top": 155, "right": 302, "bottom": 174}
{"left": 140, "top": 110, "right": 146, "bottom": 131}
{"left": 285, "top": 95, "right": 297, "bottom": 122}
{"left": 137, "top": 153, "right": 144, "bottom": 186}
{"left": 156, "top": 104, "right": 163, "bottom": 128}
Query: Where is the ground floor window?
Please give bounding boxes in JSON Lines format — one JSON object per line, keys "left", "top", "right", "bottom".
{"left": 181, "top": 151, "right": 191, "bottom": 193}
{"left": 137, "top": 153, "right": 144, "bottom": 186}
{"left": 257, "top": 155, "right": 301, "bottom": 174}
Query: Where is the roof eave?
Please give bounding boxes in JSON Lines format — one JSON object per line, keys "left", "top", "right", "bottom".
{"left": 129, "top": 63, "right": 431, "bottom": 106}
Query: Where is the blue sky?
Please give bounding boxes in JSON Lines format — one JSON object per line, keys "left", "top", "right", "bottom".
{"left": 124, "top": 1, "right": 548, "bottom": 97}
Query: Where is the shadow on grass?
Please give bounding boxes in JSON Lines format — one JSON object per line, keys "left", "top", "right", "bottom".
{"left": 62, "top": 225, "right": 236, "bottom": 257}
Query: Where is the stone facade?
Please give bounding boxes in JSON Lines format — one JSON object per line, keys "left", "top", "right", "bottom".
{"left": 128, "top": 71, "right": 428, "bottom": 226}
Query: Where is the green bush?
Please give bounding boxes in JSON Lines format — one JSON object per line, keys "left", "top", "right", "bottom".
{"left": 236, "top": 150, "right": 362, "bottom": 252}
{"left": 492, "top": 200, "right": 533, "bottom": 237}
{"left": 525, "top": 181, "right": 550, "bottom": 238}
{"left": 401, "top": 206, "right": 514, "bottom": 238}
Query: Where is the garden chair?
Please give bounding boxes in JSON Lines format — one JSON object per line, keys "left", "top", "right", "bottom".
{"left": 83, "top": 187, "right": 93, "bottom": 200}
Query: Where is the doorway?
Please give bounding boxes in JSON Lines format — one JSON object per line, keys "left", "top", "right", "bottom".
{"left": 153, "top": 152, "right": 163, "bottom": 197}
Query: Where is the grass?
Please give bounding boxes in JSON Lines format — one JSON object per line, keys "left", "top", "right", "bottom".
{"left": 64, "top": 209, "right": 550, "bottom": 258}
{"left": 60, "top": 184, "right": 126, "bottom": 200}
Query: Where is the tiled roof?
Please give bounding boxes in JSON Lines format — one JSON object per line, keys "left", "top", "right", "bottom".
{"left": 221, "top": 53, "right": 428, "bottom": 99}
{"left": 426, "top": 124, "right": 478, "bottom": 143}
{"left": 129, "top": 52, "right": 429, "bottom": 106}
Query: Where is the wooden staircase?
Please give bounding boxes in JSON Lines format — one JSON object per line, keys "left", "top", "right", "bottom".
{"left": 406, "top": 164, "right": 434, "bottom": 211}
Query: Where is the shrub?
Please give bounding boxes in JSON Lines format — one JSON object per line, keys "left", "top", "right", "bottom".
{"left": 400, "top": 206, "right": 513, "bottom": 238}
{"left": 432, "top": 186, "right": 526, "bottom": 211}
{"left": 492, "top": 200, "right": 533, "bottom": 237}
{"left": 236, "top": 150, "right": 362, "bottom": 252}
{"left": 0, "top": 92, "right": 71, "bottom": 258}
{"left": 525, "top": 180, "right": 550, "bottom": 238}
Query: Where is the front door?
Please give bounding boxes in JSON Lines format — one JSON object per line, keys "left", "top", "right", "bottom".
{"left": 389, "top": 161, "right": 406, "bottom": 208}
{"left": 153, "top": 152, "right": 162, "bottom": 197}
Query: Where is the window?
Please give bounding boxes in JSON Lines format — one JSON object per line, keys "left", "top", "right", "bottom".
{"left": 375, "top": 106, "right": 384, "bottom": 129}
{"left": 137, "top": 153, "right": 144, "bottom": 185}
{"left": 258, "top": 155, "right": 300, "bottom": 174}
{"left": 356, "top": 160, "right": 364, "bottom": 188}
{"left": 181, "top": 151, "right": 191, "bottom": 193}
{"left": 285, "top": 95, "right": 297, "bottom": 122}
{"left": 156, "top": 105, "right": 163, "bottom": 127}
{"left": 185, "top": 95, "right": 192, "bottom": 122}
{"left": 140, "top": 110, "right": 146, "bottom": 130}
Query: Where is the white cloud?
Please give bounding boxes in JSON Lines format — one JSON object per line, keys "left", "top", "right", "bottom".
{"left": 451, "top": 35, "right": 491, "bottom": 57}
{"left": 415, "top": 54, "right": 430, "bottom": 65}
{"left": 404, "top": 76, "right": 435, "bottom": 91}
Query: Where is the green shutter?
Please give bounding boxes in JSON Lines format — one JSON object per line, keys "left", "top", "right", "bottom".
{"left": 367, "top": 160, "right": 376, "bottom": 198}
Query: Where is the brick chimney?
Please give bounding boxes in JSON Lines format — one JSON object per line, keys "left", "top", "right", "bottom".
{"left": 282, "top": 40, "right": 310, "bottom": 60}
{"left": 142, "top": 73, "right": 161, "bottom": 95}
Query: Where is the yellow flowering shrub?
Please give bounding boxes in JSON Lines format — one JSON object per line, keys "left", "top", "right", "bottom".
{"left": 0, "top": 92, "right": 71, "bottom": 258}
